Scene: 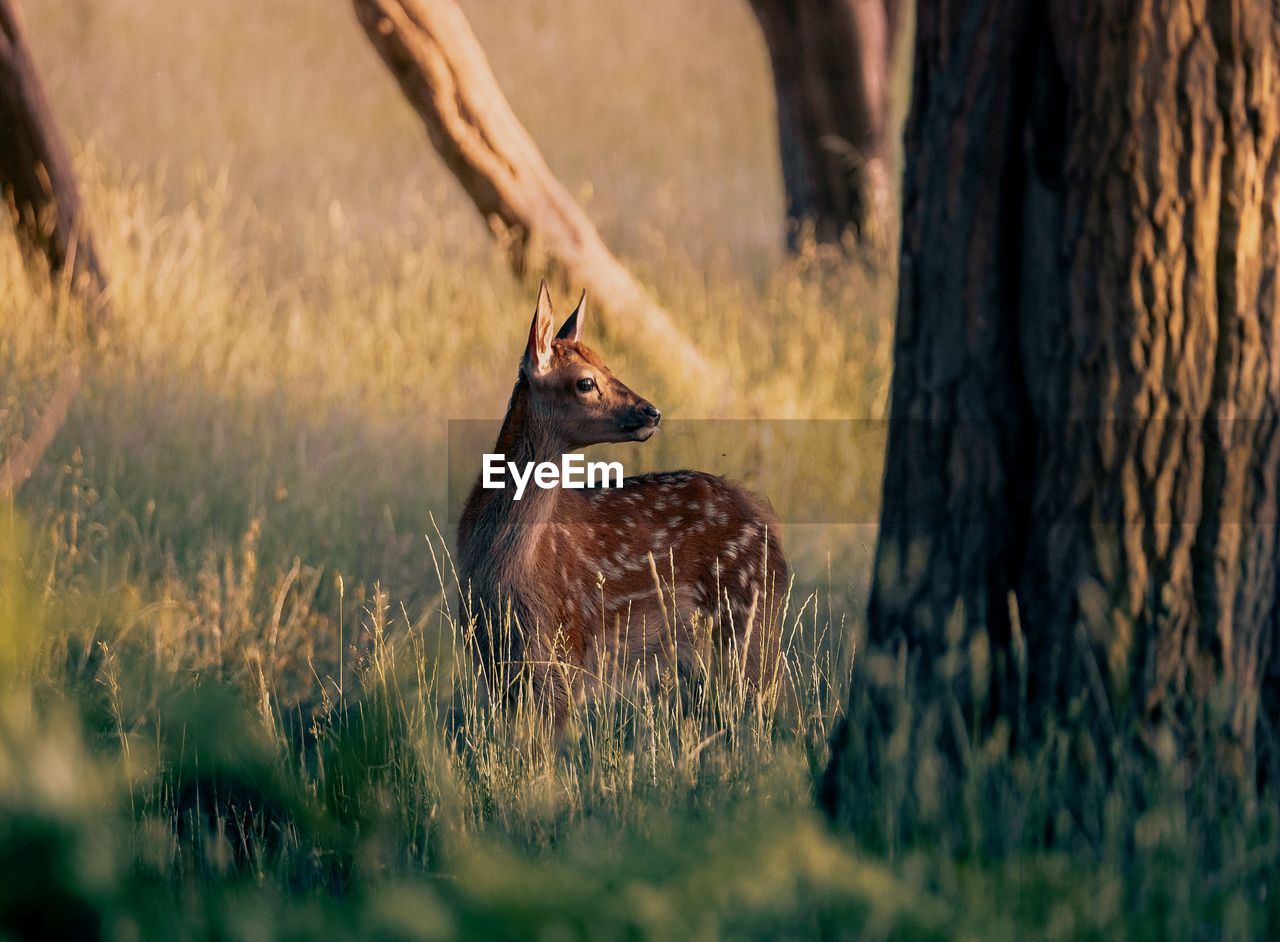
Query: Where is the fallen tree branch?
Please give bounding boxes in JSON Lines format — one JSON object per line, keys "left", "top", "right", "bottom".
{"left": 352, "top": 0, "right": 714, "bottom": 384}
{"left": 0, "top": 355, "right": 80, "bottom": 497}
{"left": 0, "top": 0, "right": 109, "bottom": 500}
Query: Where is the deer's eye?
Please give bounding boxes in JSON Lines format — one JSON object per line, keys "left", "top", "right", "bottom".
{"left": 576, "top": 378, "right": 596, "bottom": 394}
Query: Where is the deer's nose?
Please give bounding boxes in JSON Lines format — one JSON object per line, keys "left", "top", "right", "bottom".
{"left": 641, "top": 403, "right": 662, "bottom": 426}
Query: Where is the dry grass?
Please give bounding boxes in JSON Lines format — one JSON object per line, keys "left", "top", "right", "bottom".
{"left": 28, "top": 0, "right": 783, "bottom": 271}
{"left": 1, "top": 0, "right": 1275, "bottom": 938}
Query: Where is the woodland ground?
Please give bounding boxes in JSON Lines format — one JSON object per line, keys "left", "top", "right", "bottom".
{"left": 0, "top": 0, "right": 1276, "bottom": 938}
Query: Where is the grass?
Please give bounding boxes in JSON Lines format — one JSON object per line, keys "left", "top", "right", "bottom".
{"left": 2, "top": 0, "right": 1279, "bottom": 937}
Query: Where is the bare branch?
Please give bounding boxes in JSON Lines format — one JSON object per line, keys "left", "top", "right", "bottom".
{"left": 352, "top": 0, "right": 715, "bottom": 384}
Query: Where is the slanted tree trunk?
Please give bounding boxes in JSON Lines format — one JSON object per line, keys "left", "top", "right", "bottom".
{"left": 351, "top": 0, "right": 714, "bottom": 385}
{"left": 748, "top": 0, "right": 902, "bottom": 249}
{"left": 825, "top": 0, "right": 1280, "bottom": 820}
{"left": 0, "top": 0, "right": 108, "bottom": 499}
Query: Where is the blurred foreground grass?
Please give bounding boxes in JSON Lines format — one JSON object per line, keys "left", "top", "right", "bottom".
{"left": 1, "top": 0, "right": 1278, "bottom": 936}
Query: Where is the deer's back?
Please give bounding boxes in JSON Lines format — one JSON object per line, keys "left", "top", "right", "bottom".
{"left": 546, "top": 471, "right": 786, "bottom": 661}
{"left": 457, "top": 470, "right": 788, "bottom": 704}
{"left": 575, "top": 470, "right": 785, "bottom": 600}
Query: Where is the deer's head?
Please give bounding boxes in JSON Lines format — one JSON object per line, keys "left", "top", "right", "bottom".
{"left": 520, "top": 281, "right": 661, "bottom": 448}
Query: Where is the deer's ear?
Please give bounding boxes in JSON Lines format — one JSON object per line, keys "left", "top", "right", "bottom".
{"left": 524, "top": 279, "right": 555, "bottom": 376}
{"left": 556, "top": 291, "right": 585, "bottom": 342}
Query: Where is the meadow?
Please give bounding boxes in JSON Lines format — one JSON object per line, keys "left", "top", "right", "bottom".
{"left": 1, "top": 0, "right": 1277, "bottom": 937}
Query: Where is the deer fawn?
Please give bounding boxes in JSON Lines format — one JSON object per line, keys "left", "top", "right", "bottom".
{"left": 457, "top": 283, "right": 788, "bottom": 723}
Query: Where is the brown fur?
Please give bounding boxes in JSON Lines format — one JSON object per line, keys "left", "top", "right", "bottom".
{"left": 457, "top": 287, "right": 788, "bottom": 722}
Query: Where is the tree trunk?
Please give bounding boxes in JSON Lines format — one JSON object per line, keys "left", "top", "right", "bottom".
{"left": 0, "top": 0, "right": 108, "bottom": 499}
{"left": 0, "top": 0, "right": 105, "bottom": 298}
{"left": 825, "top": 0, "right": 1280, "bottom": 819}
{"left": 749, "top": 0, "right": 902, "bottom": 249}
{"left": 351, "top": 0, "right": 715, "bottom": 386}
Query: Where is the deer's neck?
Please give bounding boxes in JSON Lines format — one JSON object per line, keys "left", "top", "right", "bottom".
{"left": 463, "top": 376, "right": 564, "bottom": 574}
{"left": 493, "top": 376, "right": 560, "bottom": 470}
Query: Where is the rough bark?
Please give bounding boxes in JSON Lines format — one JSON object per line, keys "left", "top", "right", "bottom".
{"left": 826, "top": 0, "right": 1280, "bottom": 819}
{"left": 749, "top": 0, "right": 902, "bottom": 248}
{"left": 0, "top": 0, "right": 108, "bottom": 499}
{"left": 351, "top": 0, "right": 714, "bottom": 384}
{"left": 1019, "top": 0, "right": 1280, "bottom": 767}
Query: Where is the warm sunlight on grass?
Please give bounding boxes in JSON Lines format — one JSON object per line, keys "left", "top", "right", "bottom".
{"left": 0, "top": 0, "right": 898, "bottom": 933}
{"left": 3, "top": 0, "right": 1275, "bottom": 938}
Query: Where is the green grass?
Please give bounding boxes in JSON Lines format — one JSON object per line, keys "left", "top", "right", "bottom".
{"left": 2, "top": 0, "right": 1279, "bottom": 937}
